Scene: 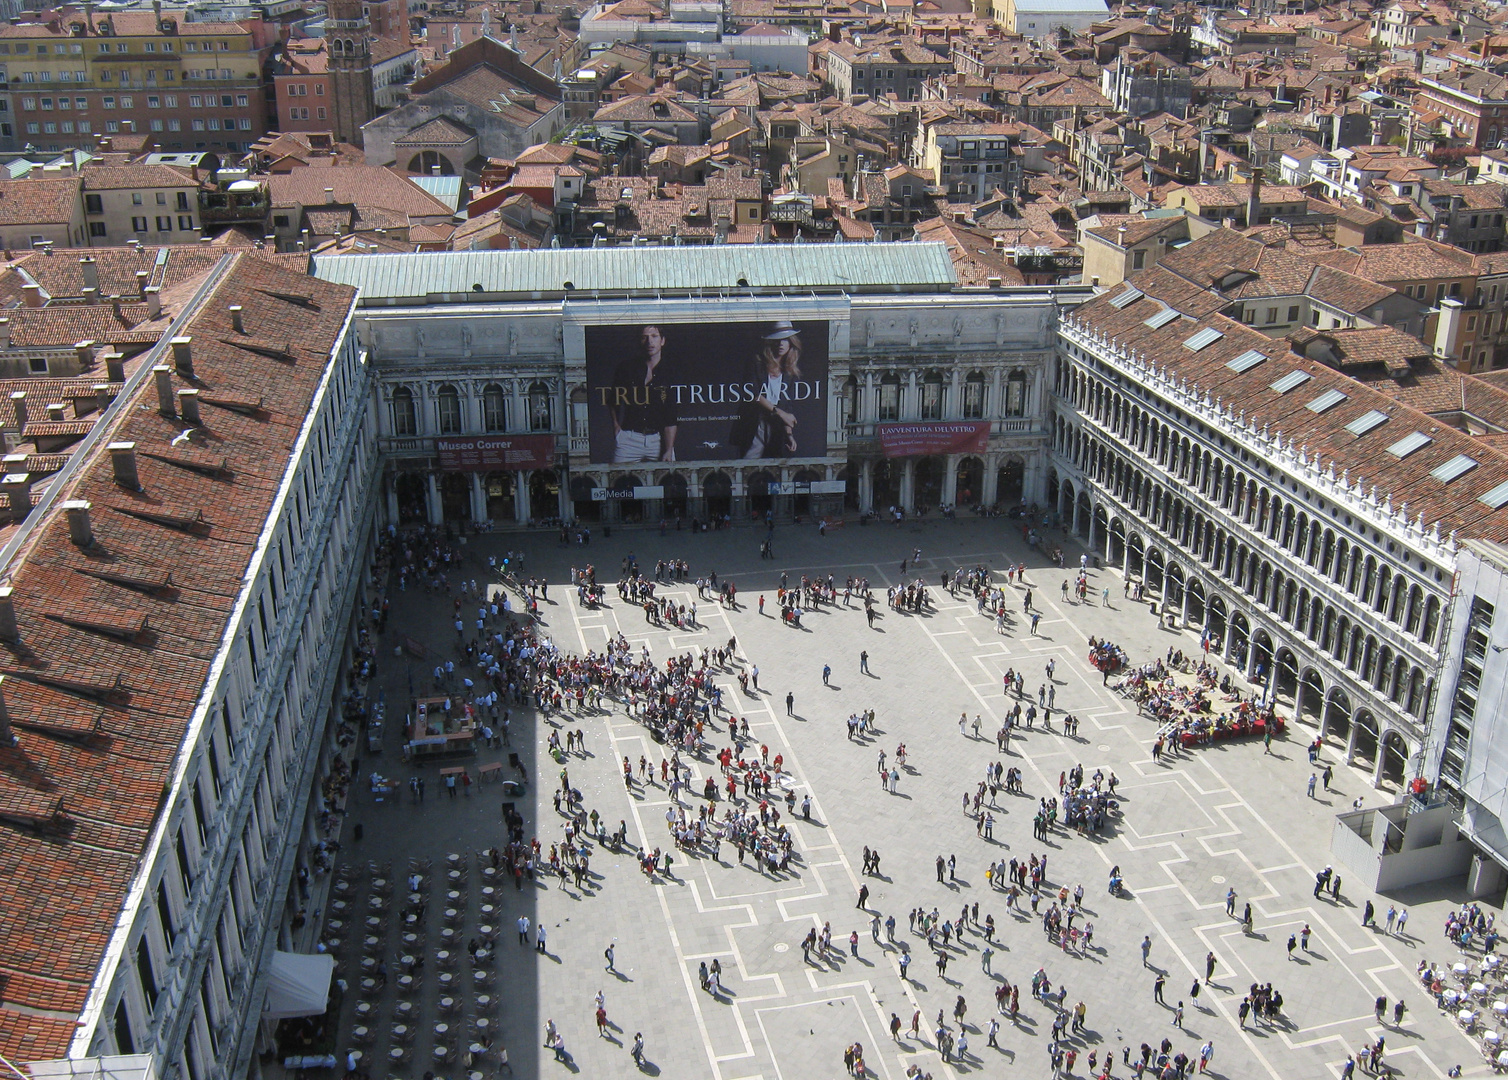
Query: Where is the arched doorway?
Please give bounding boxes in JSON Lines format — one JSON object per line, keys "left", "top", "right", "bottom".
{"left": 1206, "top": 596, "right": 1228, "bottom": 654}
{"left": 1093, "top": 506, "right": 1110, "bottom": 558}
{"left": 1352, "top": 710, "right": 1380, "bottom": 768}
{"left": 611, "top": 473, "right": 643, "bottom": 523}
{"left": 530, "top": 468, "right": 559, "bottom": 522}
{"left": 1057, "top": 481, "right": 1075, "bottom": 527}
{"left": 1297, "top": 670, "right": 1325, "bottom": 728}
{"left": 703, "top": 471, "right": 732, "bottom": 520}
{"left": 1127, "top": 533, "right": 1145, "bottom": 579}
{"left": 1186, "top": 579, "right": 1206, "bottom": 626}
{"left": 569, "top": 475, "right": 598, "bottom": 521}
{"left": 873, "top": 460, "right": 899, "bottom": 510}
{"left": 1230, "top": 612, "right": 1251, "bottom": 668}
{"left": 1323, "top": 690, "right": 1352, "bottom": 744}
{"left": 484, "top": 472, "right": 516, "bottom": 521}
{"left": 997, "top": 459, "right": 1024, "bottom": 505}
{"left": 662, "top": 472, "right": 688, "bottom": 519}
{"left": 395, "top": 471, "right": 427, "bottom": 524}
{"left": 914, "top": 457, "right": 944, "bottom": 509}
{"left": 440, "top": 472, "right": 470, "bottom": 521}
{"left": 1045, "top": 468, "right": 1060, "bottom": 510}
{"left": 957, "top": 457, "right": 983, "bottom": 506}
{"left": 793, "top": 467, "right": 822, "bottom": 517}
{"left": 1140, "top": 552, "right": 1164, "bottom": 594}
{"left": 1164, "top": 562, "right": 1184, "bottom": 607}
{"left": 1272, "top": 648, "right": 1299, "bottom": 710}
{"left": 1250, "top": 628, "right": 1273, "bottom": 683}
{"left": 1379, "top": 731, "right": 1409, "bottom": 790}
{"left": 1075, "top": 491, "right": 1091, "bottom": 538}
{"left": 747, "top": 469, "right": 776, "bottom": 519}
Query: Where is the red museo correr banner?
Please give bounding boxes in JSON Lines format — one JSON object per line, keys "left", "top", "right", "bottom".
{"left": 876, "top": 421, "right": 991, "bottom": 458}
{"left": 435, "top": 435, "right": 556, "bottom": 471}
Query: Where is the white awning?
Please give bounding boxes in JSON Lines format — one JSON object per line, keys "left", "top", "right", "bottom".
{"left": 261, "top": 951, "right": 335, "bottom": 1020}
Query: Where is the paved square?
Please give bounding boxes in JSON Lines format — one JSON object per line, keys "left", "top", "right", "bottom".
{"left": 328, "top": 517, "right": 1486, "bottom": 1080}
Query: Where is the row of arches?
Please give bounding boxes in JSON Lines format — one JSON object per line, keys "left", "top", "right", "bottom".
{"left": 389, "top": 382, "right": 555, "bottom": 437}
{"left": 1051, "top": 354, "right": 1447, "bottom": 650}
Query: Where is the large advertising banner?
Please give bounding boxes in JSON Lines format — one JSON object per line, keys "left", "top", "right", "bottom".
{"left": 877, "top": 421, "right": 990, "bottom": 458}
{"left": 584, "top": 319, "right": 829, "bottom": 464}
{"left": 436, "top": 434, "right": 555, "bottom": 471}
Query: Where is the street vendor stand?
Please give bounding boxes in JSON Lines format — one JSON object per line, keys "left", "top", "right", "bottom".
{"left": 405, "top": 696, "right": 477, "bottom": 760}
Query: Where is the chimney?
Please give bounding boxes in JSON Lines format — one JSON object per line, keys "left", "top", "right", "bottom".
{"left": 135, "top": 270, "right": 149, "bottom": 299}
{"left": 9, "top": 392, "right": 25, "bottom": 432}
{"left": 45, "top": 404, "right": 64, "bottom": 423}
{"left": 178, "top": 388, "right": 200, "bottom": 425}
{"left": 0, "top": 589, "right": 17, "bottom": 643}
{"left": 3, "top": 472, "right": 33, "bottom": 522}
{"left": 81, "top": 287, "right": 98, "bottom": 306}
{"left": 144, "top": 287, "right": 161, "bottom": 318}
{"left": 74, "top": 339, "right": 96, "bottom": 369}
{"left": 109, "top": 441, "right": 139, "bottom": 489}
{"left": 1246, "top": 169, "right": 1263, "bottom": 227}
{"left": 104, "top": 351, "right": 124, "bottom": 382}
{"left": 0, "top": 675, "right": 15, "bottom": 745}
{"left": 61, "top": 499, "right": 92, "bottom": 547}
{"left": 170, "top": 336, "right": 193, "bottom": 379}
{"left": 324, "top": 186, "right": 335, "bottom": 203}
{"left": 229, "top": 305, "right": 244, "bottom": 333}
{"left": 0, "top": 318, "right": 10, "bottom": 349}
{"left": 80, "top": 256, "right": 98, "bottom": 292}
{"left": 21, "top": 283, "right": 42, "bottom": 308}
{"left": 1243, "top": 70, "right": 1252, "bottom": 90}
{"left": 1435, "top": 295, "right": 1466, "bottom": 362}
{"left": 153, "top": 365, "right": 175, "bottom": 416}
{"left": 94, "top": 383, "right": 111, "bottom": 414}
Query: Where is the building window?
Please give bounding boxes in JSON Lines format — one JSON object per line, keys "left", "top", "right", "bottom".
{"left": 178, "top": 215, "right": 193, "bottom": 230}
{"left": 435, "top": 384, "right": 462, "bottom": 434}
{"left": 390, "top": 386, "right": 416, "bottom": 435}
{"left": 1006, "top": 370, "right": 1027, "bottom": 415}
{"left": 528, "top": 381, "right": 553, "bottom": 431}
{"left": 85, "top": 193, "right": 102, "bottom": 213}
{"left": 481, "top": 384, "right": 508, "bottom": 431}
{"left": 1132, "top": 249, "right": 1145, "bottom": 270}
{"left": 89, "top": 221, "right": 107, "bottom": 237}
{"left": 1287, "top": 306, "right": 1300, "bottom": 322}
{"left": 877, "top": 374, "right": 901, "bottom": 421}
{"left": 131, "top": 217, "right": 148, "bottom": 232}
{"left": 920, "top": 370, "right": 944, "bottom": 419}
{"left": 963, "top": 371, "right": 985, "bottom": 418}
{"left": 156, "top": 216, "right": 173, "bottom": 232}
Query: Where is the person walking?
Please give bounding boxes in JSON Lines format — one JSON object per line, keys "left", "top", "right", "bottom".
{"left": 1172, "top": 1002, "right": 1184, "bottom": 1028}
{"left": 1153, "top": 974, "right": 1166, "bottom": 1004}
{"left": 631, "top": 1033, "right": 644, "bottom": 1065}
{"left": 1396, "top": 908, "right": 1409, "bottom": 936}
{"left": 1306, "top": 773, "right": 1317, "bottom": 798}
{"left": 785, "top": 691, "right": 794, "bottom": 715}
{"left": 860, "top": 650, "right": 869, "bottom": 674}
{"left": 1141, "top": 935, "right": 1152, "bottom": 967}
{"left": 604, "top": 943, "right": 616, "bottom": 972}
{"left": 1205, "top": 951, "right": 1217, "bottom": 983}
{"left": 1286, "top": 933, "right": 1296, "bottom": 960}
{"left": 1225, "top": 889, "right": 1236, "bottom": 917}
{"left": 517, "top": 915, "right": 531, "bottom": 946}
{"left": 1199, "top": 1041, "right": 1214, "bottom": 1073}
{"left": 823, "top": 664, "right": 831, "bottom": 686}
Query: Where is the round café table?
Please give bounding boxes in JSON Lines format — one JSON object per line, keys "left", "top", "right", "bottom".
{"left": 438, "top": 995, "right": 456, "bottom": 1014}
{"left": 479, "top": 904, "right": 496, "bottom": 919}
{"left": 432, "top": 1046, "right": 449, "bottom": 1063}
{"left": 367, "top": 896, "right": 386, "bottom": 911}
{"left": 402, "top": 933, "right": 420, "bottom": 948}
{"left": 447, "top": 890, "right": 463, "bottom": 904}
{"left": 447, "top": 853, "right": 463, "bottom": 868}
{"left": 480, "top": 886, "right": 496, "bottom": 900}
{"left": 395, "top": 1000, "right": 414, "bottom": 1019}
{"left": 448, "top": 869, "right": 463, "bottom": 883}
{"left": 434, "top": 1022, "right": 450, "bottom": 1038}
{"left": 440, "top": 927, "right": 458, "bottom": 943}
{"left": 364, "top": 916, "right": 382, "bottom": 931}
{"left": 363, "top": 935, "right": 381, "bottom": 951}
{"left": 436, "top": 949, "right": 453, "bottom": 967}
{"left": 438, "top": 972, "right": 455, "bottom": 988}
{"left": 350, "top": 1027, "right": 369, "bottom": 1044}
{"left": 475, "top": 1018, "right": 491, "bottom": 1034}
{"left": 359, "top": 977, "right": 377, "bottom": 993}
{"left": 444, "top": 907, "right": 461, "bottom": 924}
{"left": 391, "top": 1025, "right": 409, "bottom": 1042}
{"left": 354, "top": 1002, "right": 373, "bottom": 1019}
{"left": 475, "top": 995, "right": 493, "bottom": 1012}
{"left": 388, "top": 1048, "right": 405, "bottom": 1064}
{"left": 400, "top": 953, "right": 416, "bottom": 970}
{"left": 396, "top": 975, "right": 414, "bottom": 992}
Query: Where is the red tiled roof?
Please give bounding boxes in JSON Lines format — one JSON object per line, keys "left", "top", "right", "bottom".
{"left": 0, "top": 253, "right": 358, "bottom": 1060}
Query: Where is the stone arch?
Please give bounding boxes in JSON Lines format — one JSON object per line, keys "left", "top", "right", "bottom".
{"left": 1297, "top": 668, "right": 1325, "bottom": 727}
{"left": 1352, "top": 709, "right": 1380, "bottom": 768}
{"left": 1379, "top": 730, "right": 1410, "bottom": 790}
{"left": 1323, "top": 688, "right": 1352, "bottom": 743}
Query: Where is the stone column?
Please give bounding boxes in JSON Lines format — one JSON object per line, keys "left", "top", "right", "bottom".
{"left": 859, "top": 459, "right": 874, "bottom": 514}
{"left": 900, "top": 458, "right": 916, "bottom": 511}
{"left": 516, "top": 470, "right": 532, "bottom": 523}
{"left": 982, "top": 454, "right": 999, "bottom": 506}
{"left": 470, "top": 472, "right": 487, "bottom": 523}
{"left": 426, "top": 473, "right": 443, "bottom": 525}
{"left": 1244, "top": 629, "right": 1260, "bottom": 679}
{"left": 1344, "top": 713, "right": 1360, "bottom": 764}
{"left": 1180, "top": 577, "right": 1192, "bottom": 628}
{"left": 386, "top": 477, "right": 399, "bottom": 525}
{"left": 510, "top": 381, "right": 526, "bottom": 432}
{"left": 943, "top": 455, "right": 958, "bottom": 505}
{"left": 1223, "top": 611, "right": 1237, "bottom": 661}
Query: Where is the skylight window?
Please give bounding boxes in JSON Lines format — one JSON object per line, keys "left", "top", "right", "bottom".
{"left": 1386, "top": 432, "right": 1432, "bottom": 458}
{"left": 1270, "top": 370, "right": 1312, "bottom": 394}
{"left": 1430, "top": 454, "right": 1478, "bottom": 482}
{"left": 1305, "top": 388, "right": 1348, "bottom": 413}
{"left": 1480, "top": 479, "right": 1508, "bottom": 509}
{"left": 1109, "top": 284, "right": 1143, "bottom": 309}
{"left": 1345, "top": 410, "right": 1388, "bottom": 436}
{"left": 1182, "top": 327, "right": 1224, "bottom": 352}
{"left": 1226, "top": 350, "right": 1266, "bottom": 373}
{"left": 1144, "top": 305, "right": 1181, "bottom": 329}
